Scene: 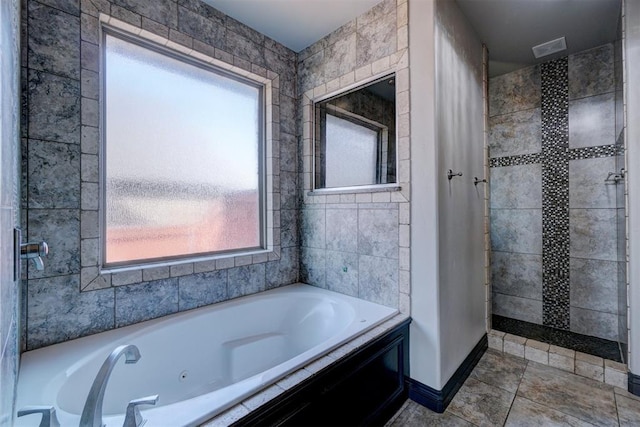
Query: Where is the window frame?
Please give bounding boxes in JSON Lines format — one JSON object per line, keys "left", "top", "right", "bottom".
{"left": 311, "top": 72, "right": 398, "bottom": 193}
{"left": 99, "top": 26, "right": 268, "bottom": 270}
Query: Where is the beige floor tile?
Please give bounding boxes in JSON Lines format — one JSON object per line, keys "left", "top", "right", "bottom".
{"left": 470, "top": 348, "right": 527, "bottom": 393}
{"left": 517, "top": 361, "right": 618, "bottom": 426}
{"left": 385, "top": 400, "right": 474, "bottom": 427}
{"left": 447, "top": 377, "right": 515, "bottom": 427}
{"left": 617, "top": 394, "right": 640, "bottom": 427}
{"left": 505, "top": 396, "right": 594, "bottom": 426}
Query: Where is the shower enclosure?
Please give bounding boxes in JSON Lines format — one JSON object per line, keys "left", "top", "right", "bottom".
{"left": 488, "top": 23, "right": 627, "bottom": 363}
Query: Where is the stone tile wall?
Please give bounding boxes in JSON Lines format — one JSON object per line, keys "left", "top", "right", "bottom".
{"left": 297, "top": 0, "right": 410, "bottom": 312}
{"left": 489, "top": 43, "right": 624, "bottom": 341}
{"left": 0, "top": 0, "right": 21, "bottom": 423}
{"left": 21, "top": 0, "right": 299, "bottom": 350}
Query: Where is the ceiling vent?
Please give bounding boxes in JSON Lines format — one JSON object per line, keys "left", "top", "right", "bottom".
{"left": 532, "top": 36, "right": 567, "bottom": 59}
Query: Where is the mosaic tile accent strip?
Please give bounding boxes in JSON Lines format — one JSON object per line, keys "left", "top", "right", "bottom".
{"left": 568, "top": 144, "right": 621, "bottom": 160}
{"left": 540, "top": 58, "right": 570, "bottom": 330}
{"left": 489, "top": 153, "right": 542, "bottom": 168}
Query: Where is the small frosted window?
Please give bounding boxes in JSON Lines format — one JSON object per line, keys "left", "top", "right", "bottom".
{"left": 103, "top": 32, "right": 263, "bottom": 266}
{"left": 324, "top": 114, "right": 378, "bottom": 188}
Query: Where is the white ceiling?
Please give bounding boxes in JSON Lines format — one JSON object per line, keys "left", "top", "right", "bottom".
{"left": 203, "top": 0, "right": 622, "bottom": 76}
{"left": 203, "top": 0, "right": 384, "bottom": 52}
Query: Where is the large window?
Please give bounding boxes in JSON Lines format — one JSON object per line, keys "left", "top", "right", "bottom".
{"left": 103, "top": 29, "right": 264, "bottom": 267}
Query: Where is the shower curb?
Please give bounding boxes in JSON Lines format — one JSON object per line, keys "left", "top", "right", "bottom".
{"left": 488, "top": 329, "right": 628, "bottom": 389}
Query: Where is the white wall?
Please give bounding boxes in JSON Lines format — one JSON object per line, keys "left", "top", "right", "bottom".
{"left": 626, "top": 0, "right": 640, "bottom": 376}
{"left": 409, "top": 0, "right": 486, "bottom": 389}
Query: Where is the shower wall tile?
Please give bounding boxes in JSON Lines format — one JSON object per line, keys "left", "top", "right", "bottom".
{"left": 178, "top": 270, "right": 228, "bottom": 311}
{"left": 358, "top": 255, "right": 398, "bottom": 307}
{"left": 490, "top": 209, "right": 542, "bottom": 254}
{"left": 112, "top": 0, "right": 178, "bottom": 28}
{"left": 490, "top": 164, "right": 542, "bottom": 209}
{"left": 568, "top": 157, "right": 617, "bottom": 208}
{"left": 324, "top": 32, "right": 356, "bottom": 82}
{"left": 489, "top": 65, "right": 540, "bottom": 117}
{"left": 568, "top": 43, "right": 614, "bottom": 100}
{"left": 28, "top": 1, "right": 80, "bottom": 79}
{"left": 570, "top": 258, "right": 618, "bottom": 313}
{"left": 115, "top": 278, "right": 179, "bottom": 328}
{"left": 27, "top": 139, "right": 80, "bottom": 209}
{"left": 27, "top": 274, "right": 114, "bottom": 349}
{"left": 491, "top": 251, "right": 542, "bottom": 300}
{"left": 488, "top": 107, "right": 541, "bottom": 157}
{"left": 358, "top": 208, "right": 399, "bottom": 259}
{"left": 569, "top": 209, "right": 617, "bottom": 261}
{"left": 570, "top": 307, "right": 618, "bottom": 341}
{"left": 326, "top": 250, "right": 359, "bottom": 297}
{"left": 326, "top": 208, "right": 357, "bottom": 253}
{"left": 492, "top": 293, "right": 542, "bottom": 324}
{"left": 280, "top": 209, "right": 298, "bottom": 248}
{"left": 568, "top": 92, "right": 615, "bottom": 148}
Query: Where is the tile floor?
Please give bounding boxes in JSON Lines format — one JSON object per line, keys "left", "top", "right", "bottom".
{"left": 386, "top": 349, "right": 640, "bottom": 426}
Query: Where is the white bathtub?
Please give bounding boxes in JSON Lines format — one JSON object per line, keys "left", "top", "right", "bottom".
{"left": 15, "top": 283, "right": 398, "bottom": 427}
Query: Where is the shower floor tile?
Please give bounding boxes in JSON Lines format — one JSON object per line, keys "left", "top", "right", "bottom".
{"left": 492, "top": 314, "right": 623, "bottom": 362}
{"left": 386, "top": 349, "right": 639, "bottom": 427}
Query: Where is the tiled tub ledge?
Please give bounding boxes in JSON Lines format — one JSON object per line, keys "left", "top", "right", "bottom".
{"left": 488, "top": 330, "right": 628, "bottom": 389}
{"left": 202, "top": 313, "right": 411, "bottom": 426}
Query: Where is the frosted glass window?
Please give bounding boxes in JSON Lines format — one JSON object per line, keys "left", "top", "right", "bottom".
{"left": 103, "top": 31, "right": 263, "bottom": 266}
{"left": 325, "top": 114, "right": 378, "bottom": 187}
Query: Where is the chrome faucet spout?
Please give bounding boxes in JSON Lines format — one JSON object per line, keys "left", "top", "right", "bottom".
{"left": 80, "top": 344, "right": 141, "bottom": 427}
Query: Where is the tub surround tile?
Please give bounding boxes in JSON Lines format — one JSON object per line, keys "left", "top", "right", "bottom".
{"left": 178, "top": 270, "right": 228, "bottom": 311}
{"left": 242, "top": 384, "right": 286, "bottom": 411}
{"left": 28, "top": 1, "right": 80, "bottom": 79}
{"left": 27, "top": 275, "right": 114, "bottom": 349}
{"left": 114, "top": 278, "right": 179, "bottom": 328}
{"left": 201, "top": 405, "right": 250, "bottom": 427}
{"left": 27, "top": 139, "right": 80, "bottom": 209}
{"left": 277, "top": 369, "right": 313, "bottom": 390}
{"left": 301, "top": 208, "right": 326, "bottom": 249}
{"left": 227, "top": 264, "right": 266, "bottom": 299}
{"left": 505, "top": 396, "right": 593, "bottom": 427}
{"left": 27, "top": 209, "right": 80, "bottom": 278}
{"left": 358, "top": 208, "right": 399, "bottom": 259}
{"left": 326, "top": 208, "right": 358, "bottom": 253}
{"left": 517, "top": 361, "right": 617, "bottom": 427}
{"left": 300, "top": 247, "right": 326, "bottom": 289}
{"left": 326, "top": 250, "right": 358, "bottom": 297}
{"left": 27, "top": 70, "right": 81, "bottom": 145}
{"left": 358, "top": 255, "right": 398, "bottom": 308}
